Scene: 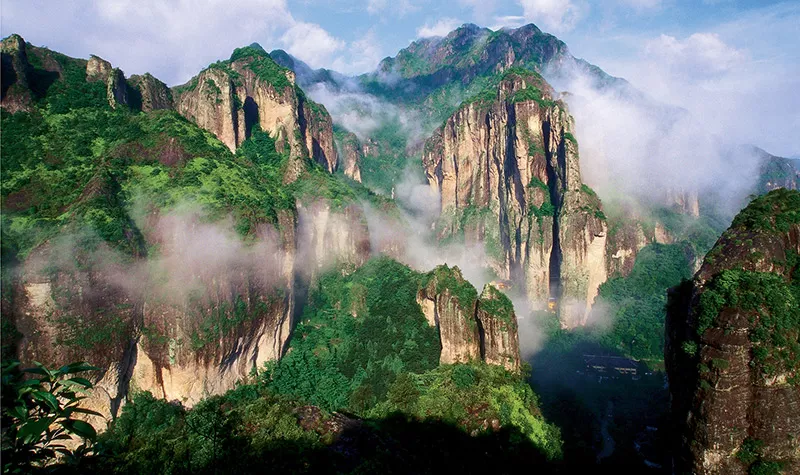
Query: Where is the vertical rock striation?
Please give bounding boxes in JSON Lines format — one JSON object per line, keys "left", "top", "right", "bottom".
{"left": 422, "top": 68, "right": 607, "bottom": 327}
{"left": 416, "top": 266, "right": 521, "bottom": 371}
{"left": 128, "top": 73, "right": 173, "bottom": 111}
{"left": 173, "top": 47, "right": 338, "bottom": 181}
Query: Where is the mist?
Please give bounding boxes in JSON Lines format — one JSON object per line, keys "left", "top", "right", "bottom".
{"left": 545, "top": 62, "right": 763, "bottom": 217}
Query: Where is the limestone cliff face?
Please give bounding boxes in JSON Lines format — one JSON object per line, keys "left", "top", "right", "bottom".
{"left": 422, "top": 69, "right": 607, "bottom": 327}
{"left": 417, "top": 266, "right": 481, "bottom": 364}
{"left": 128, "top": 73, "right": 173, "bottom": 111}
{"left": 85, "top": 55, "right": 129, "bottom": 109}
{"left": 666, "top": 188, "right": 700, "bottom": 217}
{"left": 416, "top": 266, "right": 521, "bottom": 371}
{"left": 13, "top": 208, "right": 299, "bottom": 425}
{"left": 10, "top": 191, "right": 380, "bottom": 423}
{"left": 1, "top": 34, "right": 34, "bottom": 112}
{"left": 335, "top": 129, "right": 363, "bottom": 182}
{"left": 666, "top": 189, "right": 800, "bottom": 474}
{"left": 476, "top": 285, "right": 521, "bottom": 371}
{"left": 173, "top": 50, "right": 337, "bottom": 181}
{"left": 606, "top": 215, "right": 675, "bottom": 277}
{"left": 297, "top": 200, "right": 372, "bottom": 283}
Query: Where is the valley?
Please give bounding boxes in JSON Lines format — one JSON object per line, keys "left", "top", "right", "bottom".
{"left": 1, "top": 11, "right": 798, "bottom": 474}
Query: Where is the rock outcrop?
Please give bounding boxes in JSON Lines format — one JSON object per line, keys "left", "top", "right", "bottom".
{"left": 417, "top": 266, "right": 482, "bottom": 364}
{"left": 12, "top": 206, "right": 299, "bottom": 425}
{"left": 666, "top": 188, "right": 700, "bottom": 217}
{"left": 1, "top": 34, "right": 33, "bottom": 112}
{"left": 416, "top": 266, "right": 521, "bottom": 371}
{"left": 476, "top": 284, "right": 521, "bottom": 371}
{"left": 335, "top": 128, "right": 364, "bottom": 182}
{"left": 173, "top": 48, "right": 337, "bottom": 181}
{"left": 422, "top": 69, "right": 607, "bottom": 327}
{"left": 297, "top": 200, "right": 372, "bottom": 283}
{"left": 128, "top": 73, "right": 173, "bottom": 111}
{"left": 666, "top": 189, "right": 800, "bottom": 474}
{"left": 85, "top": 55, "right": 129, "bottom": 109}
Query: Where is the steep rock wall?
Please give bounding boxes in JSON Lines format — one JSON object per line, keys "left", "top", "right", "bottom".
{"left": 666, "top": 189, "right": 800, "bottom": 474}
{"left": 1, "top": 35, "right": 35, "bottom": 112}
{"left": 173, "top": 51, "right": 337, "bottom": 181}
{"left": 416, "top": 266, "right": 521, "bottom": 371}
{"left": 422, "top": 69, "right": 607, "bottom": 327}
{"left": 335, "top": 129, "right": 363, "bottom": 182}
{"left": 476, "top": 285, "right": 521, "bottom": 371}
{"left": 128, "top": 73, "right": 173, "bottom": 111}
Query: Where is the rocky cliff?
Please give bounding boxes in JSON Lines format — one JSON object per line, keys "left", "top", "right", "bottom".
{"left": 666, "top": 188, "right": 800, "bottom": 474}
{"left": 334, "top": 127, "right": 363, "bottom": 182}
{"left": 173, "top": 46, "right": 337, "bottom": 181}
{"left": 422, "top": 68, "right": 607, "bottom": 327}
{"left": 1, "top": 34, "right": 33, "bottom": 112}
{"left": 0, "top": 36, "right": 372, "bottom": 429}
{"left": 128, "top": 73, "right": 173, "bottom": 111}
{"left": 416, "top": 266, "right": 521, "bottom": 371}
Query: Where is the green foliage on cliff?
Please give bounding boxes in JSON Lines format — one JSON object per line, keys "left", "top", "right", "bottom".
{"left": 597, "top": 243, "right": 693, "bottom": 362}
{"left": 369, "top": 363, "right": 563, "bottom": 460}
{"left": 433, "top": 264, "right": 479, "bottom": 312}
{"left": 696, "top": 269, "right": 799, "bottom": 384}
{"left": 479, "top": 285, "right": 516, "bottom": 326}
{"left": 91, "top": 377, "right": 560, "bottom": 473}
{"left": 229, "top": 46, "right": 292, "bottom": 91}
{"left": 266, "top": 257, "right": 441, "bottom": 412}
{"left": 732, "top": 188, "right": 800, "bottom": 233}
{"left": 356, "top": 117, "right": 411, "bottom": 195}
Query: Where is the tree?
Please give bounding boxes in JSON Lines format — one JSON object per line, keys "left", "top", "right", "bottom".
{"left": 1, "top": 360, "right": 101, "bottom": 473}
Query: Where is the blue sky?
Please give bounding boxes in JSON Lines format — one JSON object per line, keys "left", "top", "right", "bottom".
{"left": 2, "top": 0, "right": 799, "bottom": 155}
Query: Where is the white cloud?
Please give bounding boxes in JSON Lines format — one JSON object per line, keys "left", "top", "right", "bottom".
{"left": 417, "top": 18, "right": 462, "bottom": 38}
{"left": 367, "top": 0, "right": 387, "bottom": 14}
{"left": 458, "top": 0, "right": 498, "bottom": 22}
{"left": 644, "top": 33, "right": 745, "bottom": 78}
{"left": 280, "top": 21, "right": 346, "bottom": 68}
{"left": 366, "top": 0, "right": 417, "bottom": 17}
{"left": 517, "top": 0, "right": 587, "bottom": 33}
{"left": 1, "top": 0, "right": 294, "bottom": 85}
{"left": 331, "top": 29, "right": 385, "bottom": 75}
{"left": 490, "top": 15, "right": 527, "bottom": 30}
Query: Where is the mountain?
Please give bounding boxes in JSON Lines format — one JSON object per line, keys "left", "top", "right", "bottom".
{"left": 422, "top": 67, "right": 606, "bottom": 327}
{"left": 0, "top": 33, "right": 527, "bottom": 434}
{"left": 750, "top": 145, "right": 800, "bottom": 194}
{"left": 269, "top": 48, "right": 346, "bottom": 89}
{"left": 665, "top": 188, "right": 800, "bottom": 474}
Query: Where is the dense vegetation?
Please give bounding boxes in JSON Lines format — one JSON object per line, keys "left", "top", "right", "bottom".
{"left": 596, "top": 244, "right": 693, "bottom": 363}
{"left": 264, "top": 257, "right": 561, "bottom": 458}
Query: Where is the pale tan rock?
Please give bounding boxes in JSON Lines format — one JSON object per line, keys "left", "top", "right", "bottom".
{"left": 423, "top": 71, "right": 608, "bottom": 327}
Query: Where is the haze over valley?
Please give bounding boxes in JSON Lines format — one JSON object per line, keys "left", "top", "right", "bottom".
{"left": 1, "top": 1, "right": 798, "bottom": 473}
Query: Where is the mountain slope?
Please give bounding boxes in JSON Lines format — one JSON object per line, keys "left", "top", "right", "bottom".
{"left": 423, "top": 67, "right": 607, "bottom": 326}
{"left": 666, "top": 188, "right": 800, "bottom": 474}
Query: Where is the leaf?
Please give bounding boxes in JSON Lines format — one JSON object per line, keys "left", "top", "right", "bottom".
{"left": 8, "top": 404, "right": 28, "bottom": 420}
{"left": 62, "top": 419, "right": 97, "bottom": 440}
{"left": 21, "top": 367, "right": 49, "bottom": 376}
{"left": 63, "top": 362, "right": 100, "bottom": 374}
{"left": 31, "top": 390, "right": 60, "bottom": 412}
{"left": 61, "top": 377, "right": 93, "bottom": 389}
{"left": 17, "top": 418, "right": 53, "bottom": 444}
{"left": 16, "top": 378, "right": 42, "bottom": 388}
{"left": 69, "top": 407, "right": 103, "bottom": 417}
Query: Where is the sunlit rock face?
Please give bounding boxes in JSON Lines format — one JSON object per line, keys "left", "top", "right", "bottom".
{"left": 173, "top": 50, "right": 337, "bottom": 182}
{"left": 416, "top": 266, "right": 521, "bottom": 371}
{"left": 422, "top": 69, "right": 607, "bottom": 327}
